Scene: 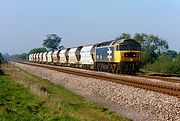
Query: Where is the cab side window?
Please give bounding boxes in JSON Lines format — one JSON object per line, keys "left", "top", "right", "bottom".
{"left": 116, "top": 45, "right": 119, "bottom": 51}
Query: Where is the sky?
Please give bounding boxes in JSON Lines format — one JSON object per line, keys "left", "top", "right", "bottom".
{"left": 0, "top": 0, "right": 180, "bottom": 54}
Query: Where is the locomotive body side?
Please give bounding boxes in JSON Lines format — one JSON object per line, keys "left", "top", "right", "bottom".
{"left": 95, "top": 46, "right": 114, "bottom": 62}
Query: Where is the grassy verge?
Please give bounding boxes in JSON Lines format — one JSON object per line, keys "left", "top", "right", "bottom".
{"left": 139, "top": 69, "right": 180, "bottom": 77}
{"left": 0, "top": 63, "right": 131, "bottom": 121}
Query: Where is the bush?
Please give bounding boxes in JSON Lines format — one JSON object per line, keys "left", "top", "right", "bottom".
{"left": 144, "top": 54, "right": 180, "bottom": 75}
{"left": 0, "top": 53, "right": 3, "bottom": 64}
{"left": 0, "top": 52, "right": 4, "bottom": 75}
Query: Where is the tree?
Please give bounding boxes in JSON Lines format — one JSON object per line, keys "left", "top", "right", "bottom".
{"left": 116, "top": 33, "right": 131, "bottom": 40}
{"left": 133, "top": 33, "right": 169, "bottom": 66}
{"left": 134, "top": 33, "right": 169, "bottom": 53}
{"left": 0, "top": 53, "right": 4, "bottom": 75}
{"left": 2, "top": 53, "right": 10, "bottom": 61}
{"left": 165, "top": 50, "right": 177, "bottom": 58}
{"left": 177, "top": 52, "right": 180, "bottom": 59}
{"left": 42, "top": 34, "right": 64, "bottom": 50}
{"left": 29, "top": 48, "right": 47, "bottom": 54}
{"left": 0, "top": 53, "right": 4, "bottom": 64}
{"left": 8, "top": 53, "right": 28, "bottom": 61}
{"left": 18, "top": 53, "right": 28, "bottom": 60}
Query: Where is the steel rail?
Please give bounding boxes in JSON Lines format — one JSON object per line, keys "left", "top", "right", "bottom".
{"left": 137, "top": 75, "right": 180, "bottom": 83}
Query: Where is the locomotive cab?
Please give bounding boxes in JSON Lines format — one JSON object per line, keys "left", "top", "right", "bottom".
{"left": 114, "top": 39, "right": 141, "bottom": 73}
{"left": 114, "top": 39, "right": 141, "bottom": 62}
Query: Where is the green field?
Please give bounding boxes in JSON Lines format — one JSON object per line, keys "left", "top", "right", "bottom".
{"left": 0, "top": 64, "right": 131, "bottom": 121}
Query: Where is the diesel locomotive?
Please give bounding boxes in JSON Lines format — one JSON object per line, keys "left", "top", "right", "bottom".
{"left": 29, "top": 39, "right": 141, "bottom": 74}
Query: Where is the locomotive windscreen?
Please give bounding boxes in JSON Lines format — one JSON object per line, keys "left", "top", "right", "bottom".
{"left": 118, "top": 44, "right": 140, "bottom": 51}
{"left": 117, "top": 39, "right": 141, "bottom": 51}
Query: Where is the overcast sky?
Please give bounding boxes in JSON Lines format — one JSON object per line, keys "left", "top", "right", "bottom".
{"left": 0, "top": 0, "right": 180, "bottom": 54}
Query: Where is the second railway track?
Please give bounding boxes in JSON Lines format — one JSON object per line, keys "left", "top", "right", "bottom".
{"left": 138, "top": 75, "right": 180, "bottom": 83}
{"left": 15, "top": 61, "right": 180, "bottom": 98}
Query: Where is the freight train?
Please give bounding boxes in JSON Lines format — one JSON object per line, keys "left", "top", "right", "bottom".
{"left": 29, "top": 39, "right": 141, "bottom": 74}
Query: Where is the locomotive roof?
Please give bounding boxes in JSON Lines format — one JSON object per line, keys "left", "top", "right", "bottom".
{"left": 118, "top": 39, "right": 140, "bottom": 45}
{"left": 95, "top": 40, "right": 115, "bottom": 47}
{"left": 95, "top": 39, "right": 139, "bottom": 47}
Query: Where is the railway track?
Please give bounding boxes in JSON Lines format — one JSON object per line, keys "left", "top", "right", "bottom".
{"left": 15, "top": 61, "right": 180, "bottom": 98}
{"left": 138, "top": 75, "right": 180, "bottom": 83}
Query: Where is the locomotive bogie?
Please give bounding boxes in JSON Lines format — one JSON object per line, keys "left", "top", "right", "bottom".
{"left": 94, "top": 62, "right": 140, "bottom": 74}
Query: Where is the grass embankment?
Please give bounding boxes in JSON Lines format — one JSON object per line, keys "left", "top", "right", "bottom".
{"left": 139, "top": 69, "right": 180, "bottom": 77}
{"left": 0, "top": 64, "right": 130, "bottom": 121}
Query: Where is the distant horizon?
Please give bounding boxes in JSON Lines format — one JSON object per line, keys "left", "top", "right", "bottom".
{"left": 0, "top": 0, "right": 180, "bottom": 54}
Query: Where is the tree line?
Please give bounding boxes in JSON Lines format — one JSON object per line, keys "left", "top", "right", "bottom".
{"left": 4, "top": 34, "right": 64, "bottom": 61}
{"left": 0, "top": 53, "right": 4, "bottom": 75}
{"left": 0, "top": 53, "right": 3, "bottom": 64}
